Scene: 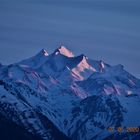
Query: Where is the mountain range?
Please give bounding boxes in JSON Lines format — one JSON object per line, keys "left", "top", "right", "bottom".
{"left": 0, "top": 46, "right": 140, "bottom": 140}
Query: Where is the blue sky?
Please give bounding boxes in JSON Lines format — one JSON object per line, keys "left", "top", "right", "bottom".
{"left": 0, "top": 0, "right": 140, "bottom": 77}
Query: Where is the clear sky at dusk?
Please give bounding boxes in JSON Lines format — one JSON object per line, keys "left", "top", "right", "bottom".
{"left": 0, "top": 0, "right": 140, "bottom": 77}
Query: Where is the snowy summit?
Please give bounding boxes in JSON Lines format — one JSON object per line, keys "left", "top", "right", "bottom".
{"left": 0, "top": 45, "right": 140, "bottom": 140}
{"left": 54, "top": 45, "right": 74, "bottom": 57}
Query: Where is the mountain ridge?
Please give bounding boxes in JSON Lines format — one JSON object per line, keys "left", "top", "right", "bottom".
{"left": 0, "top": 46, "right": 140, "bottom": 140}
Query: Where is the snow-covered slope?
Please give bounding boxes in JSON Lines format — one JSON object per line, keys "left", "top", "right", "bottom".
{"left": 78, "top": 64, "right": 140, "bottom": 96}
{"left": 54, "top": 46, "right": 74, "bottom": 58}
{"left": 0, "top": 46, "right": 140, "bottom": 140}
{"left": 19, "top": 49, "right": 49, "bottom": 68}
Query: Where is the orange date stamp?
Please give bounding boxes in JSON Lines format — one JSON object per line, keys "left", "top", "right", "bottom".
{"left": 107, "top": 127, "right": 139, "bottom": 133}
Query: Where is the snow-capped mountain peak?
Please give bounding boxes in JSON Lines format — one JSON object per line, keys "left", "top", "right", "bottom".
{"left": 0, "top": 46, "right": 140, "bottom": 140}
{"left": 54, "top": 46, "right": 74, "bottom": 57}
{"left": 40, "top": 49, "right": 49, "bottom": 56}
{"left": 69, "top": 54, "right": 97, "bottom": 81}
{"left": 18, "top": 49, "right": 49, "bottom": 68}
{"left": 78, "top": 54, "right": 88, "bottom": 61}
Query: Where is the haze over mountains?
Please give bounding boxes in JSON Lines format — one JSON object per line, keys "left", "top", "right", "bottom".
{"left": 0, "top": 46, "right": 140, "bottom": 140}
